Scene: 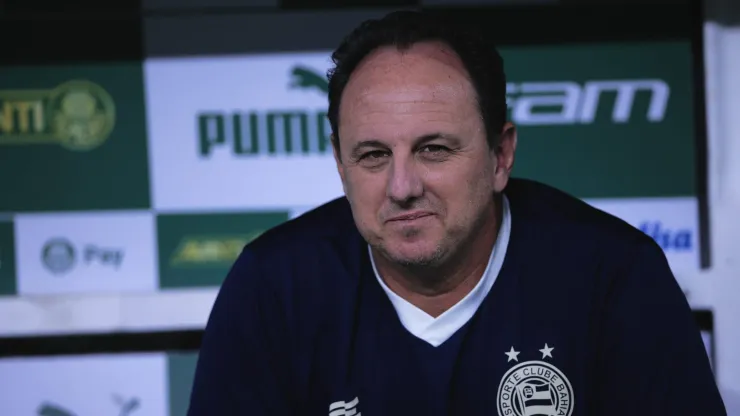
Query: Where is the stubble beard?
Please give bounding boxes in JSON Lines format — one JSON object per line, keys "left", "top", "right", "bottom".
{"left": 373, "top": 215, "right": 485, "bottom": 286}
{"left": 373, "top": 193, "right": 497, "bottom": 287}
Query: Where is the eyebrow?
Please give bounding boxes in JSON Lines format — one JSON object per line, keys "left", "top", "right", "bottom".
{"left": 348, "top": 133, "right": 461, "bottom": 159}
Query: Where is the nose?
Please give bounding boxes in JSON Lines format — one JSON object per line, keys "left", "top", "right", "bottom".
{"left": 386, "top": 156, "right": 423, "bottom": 204}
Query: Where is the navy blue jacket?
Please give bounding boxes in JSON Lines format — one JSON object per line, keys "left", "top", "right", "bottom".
{"left": 188, "top": 178, "right": 725, "bottom": 415}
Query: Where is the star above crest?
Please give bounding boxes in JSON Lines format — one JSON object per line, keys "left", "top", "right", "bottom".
{"left": 505, "top": 346, "right": 520, "bottom": 362}
{"left": 539, "top": 343, "right": 554, "bottom": 359}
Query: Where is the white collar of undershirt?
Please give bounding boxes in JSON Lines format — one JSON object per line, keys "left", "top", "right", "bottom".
{"left": 370, "top": 195, "right": 511, "bottom": 347}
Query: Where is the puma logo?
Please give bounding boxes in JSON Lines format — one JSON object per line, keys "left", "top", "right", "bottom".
{"left": 289, "top": 66, "right": 329, "bottom": 94}
{"left": 37, "top": 395, "right": 140, "bottom": 416}
{"left": 38, "top": 403, "right": 75, "bottom": 416}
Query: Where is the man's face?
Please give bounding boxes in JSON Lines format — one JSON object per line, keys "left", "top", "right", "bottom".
{"left": 333, "top": 41, "right": 514, "bottom": 268}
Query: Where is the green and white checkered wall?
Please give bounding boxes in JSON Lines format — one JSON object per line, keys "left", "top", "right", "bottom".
{"left": 0, "top": 42, "right": 701, "bottom": 296}
{"left": 0, "top": 41, "right": 704, "bottom": 415}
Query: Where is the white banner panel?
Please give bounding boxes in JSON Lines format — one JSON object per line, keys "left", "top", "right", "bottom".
{"left": 0, "top": 353, "right": 168, "bottom": 416}
{"left": 14, "top": 211, "right": 158, "bottom": 295}
{"left": 145, "top": 52, "right": 344, "bottom": 212}
{"left": 586, "top": 196, "right": 699, "bottom": 274}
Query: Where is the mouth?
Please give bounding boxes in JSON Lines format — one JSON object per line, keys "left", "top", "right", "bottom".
{"left": 386, "top": 211, "right": 435, "bottom": 223}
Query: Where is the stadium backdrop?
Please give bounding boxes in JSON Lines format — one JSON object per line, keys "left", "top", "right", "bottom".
{"left": 0, "top": 1, "right": 713, "bottom": 415}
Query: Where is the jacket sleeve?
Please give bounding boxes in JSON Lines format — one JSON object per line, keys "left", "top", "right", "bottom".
{"left": 589, "top": 240, "right": 726, "bottom": 415}
{"left": 187, "top": 248, "right": 294, "bottom": 416}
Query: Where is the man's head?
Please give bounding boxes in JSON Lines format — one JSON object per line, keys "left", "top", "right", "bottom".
{"left": 327, "top": 11, "right": 516, "bottom": 270}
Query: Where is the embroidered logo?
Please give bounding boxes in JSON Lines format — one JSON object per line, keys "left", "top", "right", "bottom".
{"left": 329, "top": 396, "right": 360, "bottom": 416}
{"left": 497, "top": 344, "right": 574, "bottom": 416}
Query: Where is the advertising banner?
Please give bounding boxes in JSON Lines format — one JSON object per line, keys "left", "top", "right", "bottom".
{"left": 0, "top": 353, "right": 168, "bottom": 416}
{"left": 0, "top": 63, "right": 151, "bottom": 212}
{"left": 14, "top": 212, "right": 157, "bottom": 295}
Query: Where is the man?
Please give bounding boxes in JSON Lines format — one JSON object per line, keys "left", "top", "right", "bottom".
{"left": 188, "top": 10, "right": 726, "bottom": 415}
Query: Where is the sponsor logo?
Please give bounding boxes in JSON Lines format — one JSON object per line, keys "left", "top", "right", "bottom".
{"left": 197, "top": 65, "right": 332, "bottom": 158}
{"left": 41, "top": 238, "right": 76, "bottom": 274}
{"left": 38, "top": 395, "right": 139, "bottom": 416}
{"left": 157, "top": 212, "right": 289, "bottom": 288}
{"left": 170, "top": 232, "right": 265, "bottom": 267}
{"left": 329, "top": 397, "right": 360, "bottom": 416}
{"left": 499, "top": 344, "right": 574, "bottom": 416}
{"left": 41, "top": 237, "right": 124, "bottom": 274}
{"left": 506, "top": 79, "right": 669, "bottom": 126}
{"left": 639, "top": 221, "right": 692, "bottom": 252}
{"left": 198, "top": 72, "right": 670, "bottom": 157}
{"left": 0, "top": 80, "right": 116, "bottom": 151}
{"left": 289, "top": 65, "right": 329, "bottom": 94}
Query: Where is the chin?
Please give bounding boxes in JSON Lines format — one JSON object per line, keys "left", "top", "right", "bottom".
{"left": 383, "top": 239, "right": 444, "bottom": 267}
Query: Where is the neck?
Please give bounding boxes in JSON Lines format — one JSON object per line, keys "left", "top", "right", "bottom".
{"left": 373, "top": 197, "right": 502, "bottom": 318}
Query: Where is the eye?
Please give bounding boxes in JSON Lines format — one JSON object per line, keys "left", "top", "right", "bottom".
{"left": 418, "top": 144, "right": 453, "bottom": 162}
{"left": 421, "top": 145, "right": 449, "bottom": 153}
{"left": 361, "top": 150, "right": 389, "bottom": 160}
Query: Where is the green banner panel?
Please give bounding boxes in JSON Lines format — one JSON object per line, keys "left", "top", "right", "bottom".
{"left": 0, "top": 221, "right": 16, "bottom": 296}
{"left": 168, "top": 352, "right": 198, "bottom": 416}
{"left": 157, "top": 211, "right": 290, "bottom": 288}
{"left": 0, "top": 63, "right": 151, "bottom": 212}
{"left": 501, "top": 41, "right": 695, "bottom": 198}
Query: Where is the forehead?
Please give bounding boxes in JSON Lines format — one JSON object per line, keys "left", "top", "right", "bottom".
{"left": 338, "top": 41, "right": 480, "bottom": 141}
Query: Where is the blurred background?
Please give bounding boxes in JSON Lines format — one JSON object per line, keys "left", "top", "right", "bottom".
{"left": 0, "top": 0, "right": 739, "bottom": 414}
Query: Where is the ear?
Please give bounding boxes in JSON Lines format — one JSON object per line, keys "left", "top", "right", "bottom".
{"left": 491, "top": 122, "right": 517, "bottom": 193}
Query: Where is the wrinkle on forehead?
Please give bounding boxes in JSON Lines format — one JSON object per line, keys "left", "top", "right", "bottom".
{"left": 347, "top": 43, "right": 474, "bottom": 98}
{"left": 339, "top": 41, "right": 480, "bottom": 138}
{"left": 353, "top": 41, "right": 470, "bottom": 81}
